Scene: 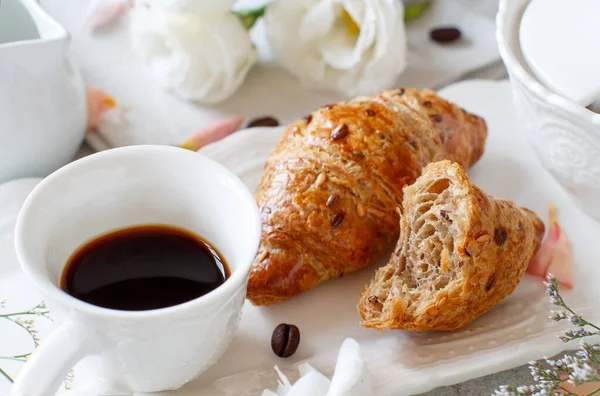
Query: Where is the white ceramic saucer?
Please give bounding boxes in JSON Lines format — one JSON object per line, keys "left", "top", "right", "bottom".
{"left": 1, "top": 80, "right": 599, "bottom": 396}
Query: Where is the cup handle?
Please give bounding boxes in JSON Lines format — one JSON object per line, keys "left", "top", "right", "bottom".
{"left": 10, "top": 320, "right": 96, "bottom": 396}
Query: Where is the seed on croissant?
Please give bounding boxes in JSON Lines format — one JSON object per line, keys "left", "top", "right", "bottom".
{"left": 258, "top": 250, "right": 269, "bottom": 262}
{"left": 494, "top": 226, "right": 508, "bottom": 246}
{"left": 315, "top": 172, "right": 327, "bottom": 187}
{"left": 331, "top": 213, "right": 344, "bottom": 227}
{"left": 476, "top": 234, "right": 491, "bottom": 243}
{"left": 330, "top": 124, "right": 349, "bottom": 141}
{"left": 365, "top": 109, "right": 376, "bottom": 117}
{"left": 440, "top": 210, "right": 450, "bottom": 221}
{"left": 326, "top": 194, "right": 339, "bottom": 208}
{"left": 368, "top": 207, "right": 386, "bottom": 219}
{"left": 357, "top": 202, "right": 366, "bottom": 217}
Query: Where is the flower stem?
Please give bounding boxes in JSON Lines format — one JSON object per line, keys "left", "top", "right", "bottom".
{"left": 234, "top": 5, "right": 267, "bottom": 30}
{"left": 0, "top": 353, "right": 31, "bottom": 363}
{"left": 0, "top": 311, "right": 45, "bottom": 318}
{"left": 556, "top": 292, "right": 600, "bottom": 333}
{"left": 586, "top": 388, "right": 600, "bottom": 396}
{"left": 0, "top": 367, "right": 13, "bottom": 383}
{"left": 557, "top": 385, "right": 579, "bottom": 396}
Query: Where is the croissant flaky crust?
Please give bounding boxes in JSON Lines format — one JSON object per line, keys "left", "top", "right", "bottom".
{"left": 358, "top": 161, "right": 545, "bottom": 331}
{"left": 247, "top": 88, "right": 488, "bottom": 306}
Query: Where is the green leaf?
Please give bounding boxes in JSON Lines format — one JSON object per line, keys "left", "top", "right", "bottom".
{"left": 233, "top": 5, "right": 267, "bottom": 30}
{"left": 404, "top": 0, "right": 432, "bottom": 22}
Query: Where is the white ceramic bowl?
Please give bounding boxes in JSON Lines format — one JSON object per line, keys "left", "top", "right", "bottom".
{"left": 497, "top": 0, "right": 600, "bottom": 221}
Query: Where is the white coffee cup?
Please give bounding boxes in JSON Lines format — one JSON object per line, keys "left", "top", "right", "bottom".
{"left": 11, "top": 145, "right": 261, "bottom": 395}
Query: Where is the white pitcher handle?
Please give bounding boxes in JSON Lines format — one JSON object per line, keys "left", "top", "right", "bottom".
{"left": 10, "top": 320, "right": 96, "bottom": 396}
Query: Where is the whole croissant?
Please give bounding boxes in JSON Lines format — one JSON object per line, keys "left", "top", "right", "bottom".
{"left": 247, "top": 88, "right": 488, "bottom": 306}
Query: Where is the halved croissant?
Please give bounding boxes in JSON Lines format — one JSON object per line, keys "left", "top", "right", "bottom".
{"left": 248, "top": 89, "right": 488, "bottom": 306}
{"left": 358, "top": 161, "right": 545, "bottom": 331}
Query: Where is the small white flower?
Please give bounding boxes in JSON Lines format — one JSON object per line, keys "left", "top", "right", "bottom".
{"left": 516, "top": 385, "right": 529, "bottom": 394}
{"left": 567, "top": 360, "right": 597, "bottom": 384}
{"left": 549, "top": 310, "right": 566, "bottom": 321}
{"left": 130, "top": 5, "right": 257, "bottom": 104}
{"left": 265, "top": 0, "right": 407, "bottom": 96}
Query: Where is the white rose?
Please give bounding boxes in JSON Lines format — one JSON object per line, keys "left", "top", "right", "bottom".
{"left": 265, "top": 0, "right": 407, "bottom": 97}
{"left": 130, "top": 6, "right": 257, "bottom": 104}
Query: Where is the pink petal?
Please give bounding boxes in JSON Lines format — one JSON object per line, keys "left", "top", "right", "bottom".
{"left": 527, "top": 243, "right": 552, "bottom": 277}
{"left": 86, "top": 0, "right": 133, "bottom": 32}
{"left": 86, "top": 86, "right": 117, "bottom": 131}
{"left": 526, "top": 203, "right": 574, "bottom": 288}
{"left": 546, "top": 228, "right": 574, "bottom": 289}
{"left": 180, "top": 116, "right": 244, "bottom": 151}
{"left": 560, "top": 380, "right": 600, "bottom": 393}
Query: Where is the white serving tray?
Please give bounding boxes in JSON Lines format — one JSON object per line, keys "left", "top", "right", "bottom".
{"left": 0, "top": 80, "right": 598, "bottom": 396}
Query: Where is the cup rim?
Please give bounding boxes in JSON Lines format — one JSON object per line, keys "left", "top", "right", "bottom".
{"left": 496, "top": 0, "right": 600, "bottom": 124}
{"left": 14, "top": 145, "right": 261, "bottom": 319}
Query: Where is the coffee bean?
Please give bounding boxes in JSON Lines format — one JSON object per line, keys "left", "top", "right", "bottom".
{"left": 430, "top": 27, "right": 462, "bottom": 43}
{"left": 494, "top": 226, "right": 508, "bottom": 246}
{"left": 330, "top": 124, "right": 349, "bottom": 141}
{"left": 247, "top": 116, "right": 280, "bottom": 128}
{"left": 271, "top": 323, "right": 300, "bottom": 358}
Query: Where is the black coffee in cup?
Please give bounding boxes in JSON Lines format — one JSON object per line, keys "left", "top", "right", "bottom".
{"left": 60, "top": 225, "right": 229, "bottom": 311}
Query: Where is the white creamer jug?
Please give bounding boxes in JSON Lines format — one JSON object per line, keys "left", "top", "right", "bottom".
{"left": 0, "top": 0, "right": 86, "bottom": 183}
